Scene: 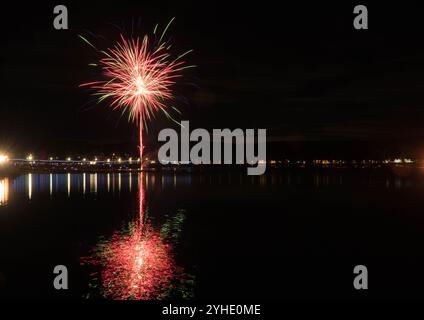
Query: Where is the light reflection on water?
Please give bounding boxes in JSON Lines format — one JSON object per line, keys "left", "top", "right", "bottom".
{"left": 80, "top": 174, "right": 194, "bottom": 300}
{"left": 28, "top": 174, "right": 32, "bottom": 200}
{"left": 3, "top": 172, "right": 150, "bottom": 202}
{"left": 0, "top": 170, "right": 422, "bottom": 299}
{"left": 0, "top": 171, "right": 418, "bottom": 206}
{"left": 1, "top": 172, "right": 198, "bottom": 299}
{"left": 0, "top": 178, "right": 9, "bottom": 206}
{"left": 0, "top": 172, "right": 176, "bottom": 204}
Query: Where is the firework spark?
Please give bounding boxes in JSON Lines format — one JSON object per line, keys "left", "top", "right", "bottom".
{"left": 80, "top": 19, "right": 193, "bottom": 164}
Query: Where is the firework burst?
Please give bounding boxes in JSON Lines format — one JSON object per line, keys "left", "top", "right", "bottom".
{"left": 80, "top": 19, "right": 193, "bottom": 164}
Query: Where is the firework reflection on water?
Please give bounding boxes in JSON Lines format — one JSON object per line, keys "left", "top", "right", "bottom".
{"left": 81, "top": 173, "right": 194, "bottom": 300}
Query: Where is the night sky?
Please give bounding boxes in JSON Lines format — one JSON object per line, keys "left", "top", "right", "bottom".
{"left": 1, "top": 1, "right": 424, "bottom": 158}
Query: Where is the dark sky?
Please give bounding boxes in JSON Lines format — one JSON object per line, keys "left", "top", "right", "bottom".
{"left": 1, "top": 1, "right": 424, "bottom": 158}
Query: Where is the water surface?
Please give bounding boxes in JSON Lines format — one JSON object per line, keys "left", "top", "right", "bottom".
{"left": 1, "top": 170, "right": 424, "bottom": 299}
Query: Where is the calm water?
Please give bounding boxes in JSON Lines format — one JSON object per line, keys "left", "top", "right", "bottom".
{"left": 1, "top": 169, "right": 424, "bottom": 299}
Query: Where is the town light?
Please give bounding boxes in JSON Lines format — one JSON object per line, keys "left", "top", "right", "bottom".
{"left": 26, "top": 154, "right": 33, "bottom": 161}
{"left": 0, "top": 154, "right": 9, "bottom": 164}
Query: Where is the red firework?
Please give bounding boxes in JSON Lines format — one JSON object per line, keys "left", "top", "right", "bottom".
{"left": 80, "top": 19, "right": 192, "bottom": 164}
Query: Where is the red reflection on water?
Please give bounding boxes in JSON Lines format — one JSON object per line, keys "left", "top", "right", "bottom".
{"left": 99, "top": 224, "right": 175, "bottom": 300}
{"left": 82, "top": 174, "right": 180, "bottom": 300}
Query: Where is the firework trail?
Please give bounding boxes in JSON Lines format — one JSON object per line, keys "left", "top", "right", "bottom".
{"left": 80, "top": 19, "right": 193, "bottom": 165}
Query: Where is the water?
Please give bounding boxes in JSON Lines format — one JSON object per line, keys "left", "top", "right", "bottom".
{"left": 1, "top": 169, "right": 424, "bottom": 299}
